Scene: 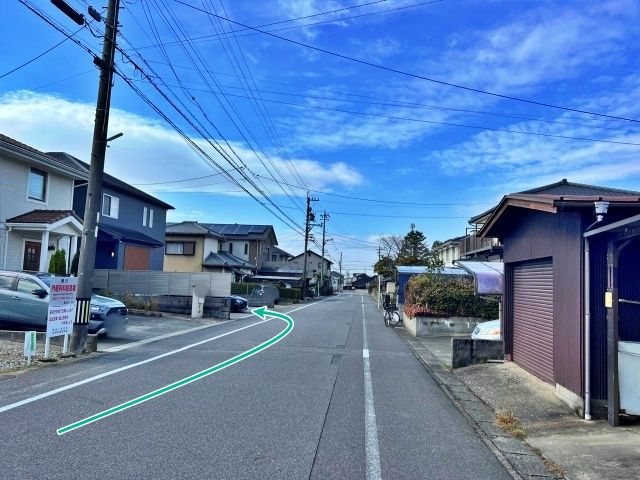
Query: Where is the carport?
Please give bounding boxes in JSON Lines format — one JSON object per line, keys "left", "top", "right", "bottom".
{"left": 584, "top": 212, "right": 640, "bottom": 426}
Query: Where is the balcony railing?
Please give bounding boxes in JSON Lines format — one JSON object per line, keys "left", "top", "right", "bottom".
{"left": 459, "top": 234, "right": 500, "bottom": 257}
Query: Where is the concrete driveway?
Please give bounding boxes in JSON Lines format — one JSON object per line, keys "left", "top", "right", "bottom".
{"left": 98, "top": 312, "right": 252, "bottom": 352}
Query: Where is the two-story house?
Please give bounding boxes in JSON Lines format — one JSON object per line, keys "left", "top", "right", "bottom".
{"left": 0, "top": 134, "right": 84, "bottom": 273}
{"left": 49, "top": 153, "right": 174, "bottom": 271}
{"left": 164, "top": 221, "right": 265, "bottom": 279}
{"left": 288, "top": 250, "right": 332, "bottom": 280}
{"left": 433, "top": 235, "right": 465, "bottom": 266}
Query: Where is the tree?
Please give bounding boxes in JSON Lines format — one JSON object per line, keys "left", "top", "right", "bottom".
{"left": 374, "top": 256, "right": 395, "bottom": 278}
{"left": 378, "top": 234, "right": 404, "bottom": 261}
{"left": 48, "top": 249, "right": 67, "bottom": 275}
{"left": 396, "top": 225, "right": 442, "bottom": 269}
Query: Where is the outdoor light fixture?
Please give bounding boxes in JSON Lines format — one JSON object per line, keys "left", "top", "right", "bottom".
{"left": 594, "top": 201, "right": 610, "bottom": 222}
{"left": 110, "top": 251, "right": 115, "bottom": 258}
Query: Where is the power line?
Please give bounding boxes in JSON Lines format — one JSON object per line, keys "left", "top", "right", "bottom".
{"left": 0, "top": 26, "right": 85, "bottom": 79}
{"left": 137, "top": 77, "right": 635, "bottom": 134}
{"left": 175, "top": 0, "right": 640, "bottom": 124}
{"left": 133, "top": 0, "right": 440, "bottom": 50}
{"left": 132, "top": 166, "right": 244, "bottom": 185}
{"left": 174, "top": 85, "right": 640, "bottom": 146}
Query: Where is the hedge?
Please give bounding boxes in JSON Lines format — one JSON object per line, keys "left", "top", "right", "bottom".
{"left": 231, "top": 283, "right": 263, "bottom": 295}
{"left": 279, "top": 287, "right": 301, "bottom": 301}
{"left": 404, "top": 274, "right": 498, "bottom": 320}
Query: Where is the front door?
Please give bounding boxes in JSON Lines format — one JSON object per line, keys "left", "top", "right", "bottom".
{"left": 23, "top": 241, "right": 41, "bottom": 272}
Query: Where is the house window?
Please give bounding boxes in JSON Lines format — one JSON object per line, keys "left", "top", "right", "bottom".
{"left": 244, "top": 243, "right": 248, "bottom": 255}
{"left": 102, "top": 194, "right": 119, "bottom": 218}
{"left": 143, "top": 207, "right": 154, "bottom": 227}
{"left": 165, "top": 241, "right": 195, "bottom": 255}
{"left": 229, "top": 243, "right": 233, "bottom": 254}
{"left": 28, "top": 168, "right": 47, "bottom": 201}
{"left": 271, "top": 254, "right": 277, "bottom": 262}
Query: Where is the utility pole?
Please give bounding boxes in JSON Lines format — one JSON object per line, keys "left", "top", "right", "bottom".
{"left": 320, "top": 211, "right": 330, "bottom": 295}
{"left": 58, "top": 0, "right": 121, "bottom": 354}
{"left": 339, "top": 251, "right": 342, "bottom": 291}
{"left": 302, "top": 192, "right": 318, "bottom": 299}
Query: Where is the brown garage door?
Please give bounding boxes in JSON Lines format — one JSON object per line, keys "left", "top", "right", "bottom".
{"left": 512, "top": 260, "right": 554, "bottom": 384}
{"left": 124, "top": 245, "right": 151, "bottom": 271}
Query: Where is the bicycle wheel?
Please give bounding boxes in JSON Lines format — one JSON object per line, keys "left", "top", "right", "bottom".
{"left": 389, "top": 310, "right": 401, "bottom": 326}
{"left": 384, "top": 310, "right": 391, "bottom": 327}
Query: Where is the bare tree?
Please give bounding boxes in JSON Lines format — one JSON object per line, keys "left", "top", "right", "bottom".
{"left": 379, "top": 234, "right": 404, "bottom": 261}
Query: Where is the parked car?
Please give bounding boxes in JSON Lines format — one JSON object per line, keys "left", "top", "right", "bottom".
{"left": 471, "top": 319, "right": 501, "bottom": 341}
{"left": 229, "top": 295, "right": 248, "bottom": 313}
{"left": 0, "top": 270, "right": 128, "bottom": 336}
{"left": 251, "top": 284, "right": 280, "bottom": 307}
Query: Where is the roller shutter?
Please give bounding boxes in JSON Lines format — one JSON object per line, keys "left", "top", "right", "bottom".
{"left": 512, "top": 260, "right": 554, "bottom": 383}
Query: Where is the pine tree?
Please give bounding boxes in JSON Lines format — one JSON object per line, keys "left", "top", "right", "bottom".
{"left": 396, "top": 225, "right": 442, "bottom": 268}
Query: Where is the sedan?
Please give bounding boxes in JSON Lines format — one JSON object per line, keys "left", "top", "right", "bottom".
{"left": 471, "top": 319, "right": 501, "bottom": 341}
{"left": 0, "top": 270, "right": 128, "bottom": 336}
{"left": 229, "top": 295, "right": 248, "bottom": 313}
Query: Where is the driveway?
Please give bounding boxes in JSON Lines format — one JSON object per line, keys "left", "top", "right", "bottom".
{"left": 98, "top": 312, "right": 251, "bottom": 351}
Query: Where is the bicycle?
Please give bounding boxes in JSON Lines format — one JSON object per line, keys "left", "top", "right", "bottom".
{"left": 383, "top": 304, "right": 401, "bottom": 327}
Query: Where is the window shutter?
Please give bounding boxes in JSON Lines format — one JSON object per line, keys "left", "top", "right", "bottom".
{"left": 143, "top": 207, "right": 147, "bottom": 226}
{"left": 111, "top": 196, "right": 119, "bottom": 219}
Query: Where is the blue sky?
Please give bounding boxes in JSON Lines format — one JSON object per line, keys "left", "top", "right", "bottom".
{"left": 2, "top": 0, "right": 640, "bottom": 274}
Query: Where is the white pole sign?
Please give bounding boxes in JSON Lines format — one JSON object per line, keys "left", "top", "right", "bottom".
{"left": 47, "top": 277, "right": 77, "bottom": 338}
{"left": 24, "top": 331, "right": 36, "bottom": 364}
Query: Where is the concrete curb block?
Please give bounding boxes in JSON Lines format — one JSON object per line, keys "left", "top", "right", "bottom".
{"left": 395, "top": 327, "right": 563, "bottom": 480}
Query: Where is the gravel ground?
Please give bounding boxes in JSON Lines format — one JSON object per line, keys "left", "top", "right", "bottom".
{"left": 0, "top": 339, "right": 95, "bottom": 375}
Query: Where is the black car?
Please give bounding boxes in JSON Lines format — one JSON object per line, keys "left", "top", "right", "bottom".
{"left": 229, "top": 295, "right": 248, "bottom": 313}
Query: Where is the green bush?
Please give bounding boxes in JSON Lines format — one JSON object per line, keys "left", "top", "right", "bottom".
{"left": 231, "top": 282, "right": 262, "bottom": 295}
{"left": 404, "top": 274, "right": 497, "bottom": 320}
{"left": 279, "top": 287, "right": 301, "bottom": 301}
{"left": 48, "top": 249, "right": 67, "bottom": 275}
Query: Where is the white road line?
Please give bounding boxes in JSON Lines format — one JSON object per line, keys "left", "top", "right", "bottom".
{"left": 101, "top": 320, "right": 235, "bottom": 352}
{"left": 0, "top": 296, "right": 336, "bottom": 415}
{"left": 362, "top": 295, "right": 382, "bottom": 480}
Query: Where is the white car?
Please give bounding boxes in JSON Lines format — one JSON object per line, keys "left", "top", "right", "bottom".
{"left": 471, "top": 319, "right": 501, "bottom": 341}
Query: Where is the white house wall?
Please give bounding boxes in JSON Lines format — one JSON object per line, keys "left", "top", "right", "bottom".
{"left": 203, "top": 237, "right": 220, "bottom": 261}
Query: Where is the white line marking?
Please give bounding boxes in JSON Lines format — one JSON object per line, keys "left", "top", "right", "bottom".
{"left": 362, "top": 296, "right": 382, "bottom": 480}
{"left": 101, "top": 320, "right": 236, "bottom": 352}
{"left": 0, "top": 297, "right": 335, "bottom": 415}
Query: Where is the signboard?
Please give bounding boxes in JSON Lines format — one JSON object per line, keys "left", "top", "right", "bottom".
{"left": 47, "top": 277, "right": 77, "bottom": 338}
{"left": 24, "top": 331, "right": 36, "bottom": 362}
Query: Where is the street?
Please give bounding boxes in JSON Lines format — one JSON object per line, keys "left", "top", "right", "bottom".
{"left": 0, "top": 292, "right": 510, "bottom": 479}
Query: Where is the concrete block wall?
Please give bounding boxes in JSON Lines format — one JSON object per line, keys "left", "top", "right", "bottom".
{"left": 451, "top": 338, "right": 504, "bottom": 369}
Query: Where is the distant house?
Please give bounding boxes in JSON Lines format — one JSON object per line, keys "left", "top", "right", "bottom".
{"left": 433, "top": 235, "right": 465, "bottom": 266}
{"left": 0, "top": 134, "right": 84, "bottom": 273}
{"left": 55, "top": 153, "right": 174, "bottom": 271}
{"left": 330, "top": 271, "right": 344, "bottom": 292}
{"left": 459, "top": 208, "right": 503, "bottom": 261}
{"left": 288, "top": 250, "right": 332, "bottom": 279}
{"left": 351, "top": 273, "right": 375, "bottom": 289}
{"left": 164, "top": 222, "right": 279, "bottom": 280}
{"left": 479, "top": 179, "right": 640, "bottom": 422}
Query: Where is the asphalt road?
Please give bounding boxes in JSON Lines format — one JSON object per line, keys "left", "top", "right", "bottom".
{"left": 0, "top": 292, "right": 511, "bottom": 479}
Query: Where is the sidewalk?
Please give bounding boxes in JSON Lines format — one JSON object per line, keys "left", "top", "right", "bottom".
{"left": 399, "top": 329, "right": 640, "bottom": 480}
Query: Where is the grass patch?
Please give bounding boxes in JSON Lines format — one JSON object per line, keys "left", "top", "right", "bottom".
{"left": 495, "top": 409, "right": 526, "bottom": 440}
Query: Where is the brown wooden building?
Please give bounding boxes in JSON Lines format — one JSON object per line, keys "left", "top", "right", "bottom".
{"left": 479, "top": 180, "right": 640, "bottom": 422}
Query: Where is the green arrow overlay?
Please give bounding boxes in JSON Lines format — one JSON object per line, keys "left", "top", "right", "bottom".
{"left": 57, "top": 306, "right": 293, "bottom": 435}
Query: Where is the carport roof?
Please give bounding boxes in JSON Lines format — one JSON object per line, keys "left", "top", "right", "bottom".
{"left": 455, "top": 261, "right": 504, "bottom": 295}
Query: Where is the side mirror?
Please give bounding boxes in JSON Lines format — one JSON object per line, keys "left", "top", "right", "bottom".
{"left": 33, "top": 289, "right": 48, "bottom": 299}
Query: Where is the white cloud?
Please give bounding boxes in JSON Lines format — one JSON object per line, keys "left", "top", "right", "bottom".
{"left": 281, "top": 1, "right": 640, "bottom": 152}
{"left": 0, "top": 90, "right": 364, "bottom": 197}
{"left": 427, "top": 74, "right": 640, "bottom": 193}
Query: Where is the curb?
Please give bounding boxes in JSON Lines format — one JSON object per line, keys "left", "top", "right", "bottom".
{"left": 395, "top": 327, "right": 563, "bottom": 480}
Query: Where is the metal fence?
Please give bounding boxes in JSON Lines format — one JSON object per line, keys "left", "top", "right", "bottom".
{"left": 92, "top": 270, "right": 232, "bottom": 297}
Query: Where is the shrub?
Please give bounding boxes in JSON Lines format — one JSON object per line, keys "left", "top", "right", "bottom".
{"left": 279, "top": 287, "right": 301, "bottom": 301}
{"left": 231, "top": 282, "right": 262, "bottom": 295}
{"left": 48, "top": 249, "right": 67, "bottom": 275}
{"left": 404, "top": 274, "right": 498, "bottom": 319}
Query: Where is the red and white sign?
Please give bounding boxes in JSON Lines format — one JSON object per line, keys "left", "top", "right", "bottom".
{"left": 47, "top": 277, "right": 77, "bottom": 338}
